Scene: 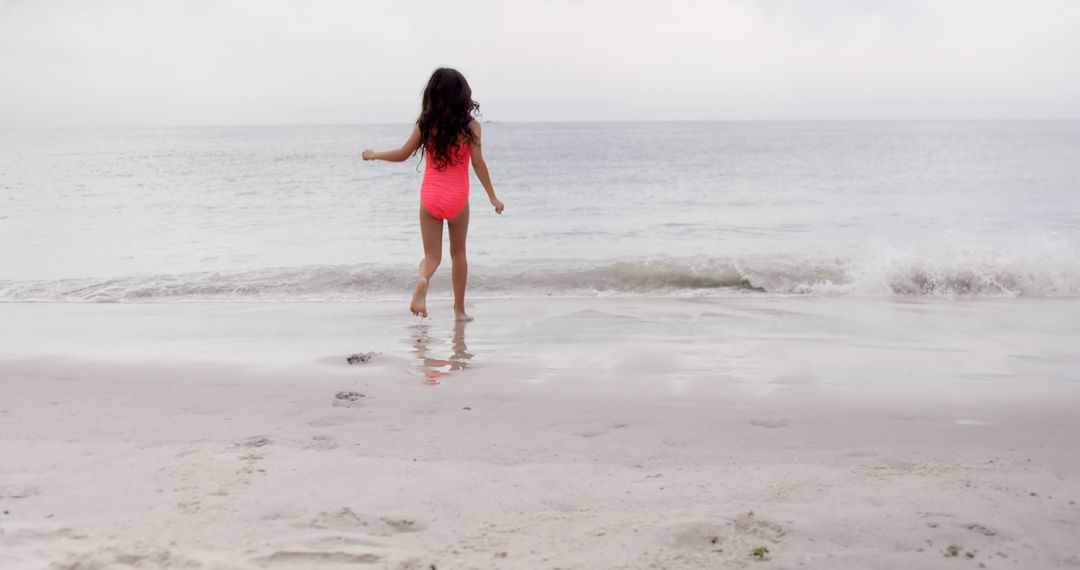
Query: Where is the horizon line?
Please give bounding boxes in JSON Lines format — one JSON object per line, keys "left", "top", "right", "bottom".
{"left": 3, "top": 117, "right": 1080, "bottom": 132}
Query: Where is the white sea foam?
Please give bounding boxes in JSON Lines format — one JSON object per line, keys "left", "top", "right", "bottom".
{"left": 3, "top": 236, "right": 1077, "bottom": 302}
{"left": 835, "top": 234, "right": 1080, "bottom": 297}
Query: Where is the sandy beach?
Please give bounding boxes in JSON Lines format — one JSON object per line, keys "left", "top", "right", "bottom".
{"left": 1, "top": 298, "right": 1078, "bottom": 569}
{"left": 5, "top": 0, "right": 1080, "bottom": 567}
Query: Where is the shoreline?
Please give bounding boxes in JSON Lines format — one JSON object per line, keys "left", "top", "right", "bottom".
{"left": 2, "top": 298, "right": 1079, "bottom": 568}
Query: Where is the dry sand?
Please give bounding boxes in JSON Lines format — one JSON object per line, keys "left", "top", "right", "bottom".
{"left": 1, "top": 299, "right": 1078, "bottom": 569}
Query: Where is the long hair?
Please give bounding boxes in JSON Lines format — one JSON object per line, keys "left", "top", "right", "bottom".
{"left": 417, "top": 68, "right": 479, "bottom": 170}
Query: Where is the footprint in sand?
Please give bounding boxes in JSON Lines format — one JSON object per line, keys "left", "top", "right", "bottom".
{"left": 734, "top": 510, "right": 785, "bottom": 542}
{"left": 216, "top": 437, "right": 271, "bottom": 488}
{"left": 310, "top": 416, "right": 349, "bottom": 427}
{"left": 256, "top": 551, "right": 381, "bottom": 565}
{"left": 263, "top": 510, "right": 425, "bottom": 565}
{"left": 667, "top": 511, "right": 785, "bottom": 561}
{"left": 48, "top": 546, "right": 200, "bottom": 569}
{"left": 236, "top": 436, "right": 272, "bottom": 448}
{"left": 748, "top": 418, "right": 789, "bottom": 429}
{"left": 921, "top": 513, "right": 1007, "bottom": 561}
{"left": 176, "top": 499, "right": 202, "bottom": 514}
{"left": 346, "top": 352, "right": 379, "bottom": 365}
{"left": 304, "top": 508, "right": 426, "bottom": 537}
{"left": 3, "top": 525, "right": 86, "bottom": 545}
{"left": 576, "top": 422, "right": 631, "bottom": 438}
{"left": 305, "top": 434, "right": 340, "bottom": 450}
{"left": 0, "top": 485, "right": 40, "bottom": 499}
{"left": 332, "top": 391, "right": 366, "bottom": 408}
{"left": 669, "top": 522, "right": 730, "bottom": 550}
{"left": 964, "top": 523, "right": 997, "bottom": 536}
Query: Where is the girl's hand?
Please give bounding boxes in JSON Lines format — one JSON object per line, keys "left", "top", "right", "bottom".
{"left": 361, "top": 149, "right": 375, "bottom": 161}
{"left": 490, "top": 197, "right": 505, "bottom": 214}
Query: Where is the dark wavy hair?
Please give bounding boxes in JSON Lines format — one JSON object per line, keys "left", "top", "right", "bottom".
{"left": 417, "top": 68, "right": 479, "bottom": 170}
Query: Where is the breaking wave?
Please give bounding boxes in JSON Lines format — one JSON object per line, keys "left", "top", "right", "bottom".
{"left": 3, "top": 238, "right": 1078, "bottom": 302}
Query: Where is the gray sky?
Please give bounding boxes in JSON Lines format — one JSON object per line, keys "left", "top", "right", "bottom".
{"left": 2, "top": 0, "right": 1079, "bottom": 127}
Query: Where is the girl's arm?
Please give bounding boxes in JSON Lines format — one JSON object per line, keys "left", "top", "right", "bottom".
{"left": 362, "top": 125, "right": 421, "bottom": 162}
{"left": 468, "top": 120, "right": 504, "bottom": 214}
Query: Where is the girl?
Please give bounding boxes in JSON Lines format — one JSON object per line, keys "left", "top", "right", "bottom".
{"left": 362, "top": 68, "right": 504, "bottom": 321}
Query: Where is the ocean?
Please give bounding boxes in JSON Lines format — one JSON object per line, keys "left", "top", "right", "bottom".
{"left": 5, "top": 123, "right": 1080, "bottom": 569}
{"left": 2, "top": 121, "right": 1079, "bottom": 302}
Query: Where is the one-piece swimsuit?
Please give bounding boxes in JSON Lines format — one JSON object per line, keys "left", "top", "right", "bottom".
{"left": 420, "top": 143, "right": 470, "bottom": 220}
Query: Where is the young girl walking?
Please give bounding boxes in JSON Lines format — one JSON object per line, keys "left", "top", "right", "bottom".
{"left": 362, "top": 68, "right": 504, "bottom": 321}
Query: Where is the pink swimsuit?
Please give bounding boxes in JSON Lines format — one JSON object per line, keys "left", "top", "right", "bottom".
{"left": 420, "top": 143, "right": 471, "bottom": 220}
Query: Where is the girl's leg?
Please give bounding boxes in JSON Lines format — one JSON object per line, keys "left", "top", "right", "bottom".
{"left": 447, "top": 202, "right": 472, "bottom": 321}
{"left": 412, "top": 205, "right": 443, "bottom": 317}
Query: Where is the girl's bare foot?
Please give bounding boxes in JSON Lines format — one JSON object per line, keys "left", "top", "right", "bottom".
{"left": 411, "top": 278, "right": 429, "bottom": 317}
{"left": 455, "top": 310, "right": 473, "bottom": 322}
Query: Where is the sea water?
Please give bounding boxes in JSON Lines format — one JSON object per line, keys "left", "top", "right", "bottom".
{"left": 1, "top": 121, "right": 1078, "bottom": 301}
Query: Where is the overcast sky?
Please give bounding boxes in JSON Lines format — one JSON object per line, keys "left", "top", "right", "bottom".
{"left": 1, "top": 0, "right": 1078, "bottom": 127}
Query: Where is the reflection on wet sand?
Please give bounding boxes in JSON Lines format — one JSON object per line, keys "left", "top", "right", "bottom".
{"left": 410, "top": 321, "right": 472, "bottom": 385}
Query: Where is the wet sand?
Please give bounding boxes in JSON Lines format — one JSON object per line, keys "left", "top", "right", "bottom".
{"left": 1, "top": 298, "right": 1078, "bottom": 568}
